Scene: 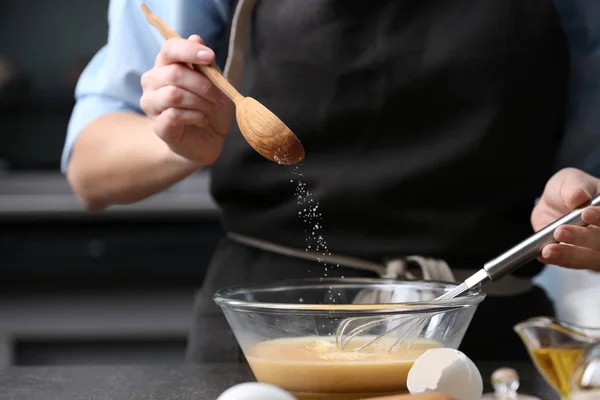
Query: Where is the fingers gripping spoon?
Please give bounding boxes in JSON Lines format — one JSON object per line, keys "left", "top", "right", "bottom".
{"left": 438, "top": 194, "right": 600, "bottom": 301}
{"left": 140, "top": 3, "right": 305, "bottom": 165}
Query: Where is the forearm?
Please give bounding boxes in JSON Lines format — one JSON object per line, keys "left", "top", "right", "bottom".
{"left": 66, "top": 111, "right": 201, "bottom": 210}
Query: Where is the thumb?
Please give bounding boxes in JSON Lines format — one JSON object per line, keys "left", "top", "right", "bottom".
{"left": 546, "top": 168, "right": 597, "bottom": 211}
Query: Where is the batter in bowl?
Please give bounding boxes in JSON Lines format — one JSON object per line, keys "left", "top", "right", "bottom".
{"left": 246, "top": 336, "right": 442, "bottom": 400}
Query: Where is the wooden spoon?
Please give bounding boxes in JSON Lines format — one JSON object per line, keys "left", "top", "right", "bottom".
{"left": 140, "top": 3, "right": 305, "bottom": 165}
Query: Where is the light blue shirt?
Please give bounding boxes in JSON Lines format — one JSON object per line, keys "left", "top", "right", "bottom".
{"left": 61, "top": 0, "right": 234, "bottom": 171}
{"left": 62, "top": 0, "right": 600, "bottom": 175}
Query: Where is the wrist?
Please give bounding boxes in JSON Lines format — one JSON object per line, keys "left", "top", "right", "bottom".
{"left": 160, "top": 144, "right": 203, "bottom": 175}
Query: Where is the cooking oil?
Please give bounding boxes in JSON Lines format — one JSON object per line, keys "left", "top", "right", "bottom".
{"left": 530, "top": 347, "right": 585, "bottom": 398}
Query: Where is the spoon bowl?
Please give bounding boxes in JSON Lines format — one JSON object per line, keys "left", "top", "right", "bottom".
{"left": 236, "top": 97, "right": 304, "bottom": 164}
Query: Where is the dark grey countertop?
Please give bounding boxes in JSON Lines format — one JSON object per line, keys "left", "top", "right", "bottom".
{"left": 0, "top": 362, "right": 558, "bottom": 400}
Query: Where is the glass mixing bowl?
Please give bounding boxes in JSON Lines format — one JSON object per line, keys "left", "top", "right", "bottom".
{"left": 214, "top": 278, "right": 485, "bottom": 400}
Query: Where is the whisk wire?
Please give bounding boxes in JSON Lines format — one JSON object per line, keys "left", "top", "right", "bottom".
{"left": 336, "top": 309, "right": 448, "bottom": 352}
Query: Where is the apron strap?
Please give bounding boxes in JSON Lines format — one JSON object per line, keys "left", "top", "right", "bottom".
{"left": 227, "top": 232, "right": 456, "bottom": 282}
{"left": 223, "top": 0, "right": 256, "bottom": 85}
{"left": 227, "top": 232, "right": 535, "bottom": 296}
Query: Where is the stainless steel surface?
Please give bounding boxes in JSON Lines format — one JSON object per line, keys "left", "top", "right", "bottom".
{"left": 0, "top": 289, "right": 194, "bottom": 368}
{"left": 0, "top": 171, "right": 219, "bottom": 218}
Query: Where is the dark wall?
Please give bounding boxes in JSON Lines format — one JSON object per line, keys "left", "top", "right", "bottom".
{"left": 0, "top": 0, "right": 109, "bottom": 95}
{"left": 0, "top": 0, "right": 110, "bottom": 170}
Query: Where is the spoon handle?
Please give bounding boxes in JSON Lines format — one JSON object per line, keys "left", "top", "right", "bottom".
{"left": 141, "top": 3, "right": 243, "bottom": 102}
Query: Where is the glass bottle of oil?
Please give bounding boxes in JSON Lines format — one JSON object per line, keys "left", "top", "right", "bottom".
{"left": 529, "top": 347, "right": 585, "bottom": 397}
{"left": 514, "top": 317, "right": 600, "bottom": 400}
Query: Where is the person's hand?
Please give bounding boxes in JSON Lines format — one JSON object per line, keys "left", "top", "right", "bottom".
{"left": 140, "top": 35, "right": 232, "bottom": 165}
{"left": 531, "top": 168, "right": 600, "bottom": 269}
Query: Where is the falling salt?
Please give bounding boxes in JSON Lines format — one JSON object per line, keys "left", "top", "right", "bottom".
{"left": 290, "top": 163, "right": 343, "bottom": 302}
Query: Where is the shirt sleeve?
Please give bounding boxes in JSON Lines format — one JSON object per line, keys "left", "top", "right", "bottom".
{"left": 553, "top": 0, "right": 600, "bottom": 176}
{"left": 61, "top": 0, "right": 233, "bottom": 173}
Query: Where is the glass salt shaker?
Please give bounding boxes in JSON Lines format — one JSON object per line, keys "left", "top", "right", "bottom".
{"left": 481, "top": 368, "right": 540, "bottom": 400}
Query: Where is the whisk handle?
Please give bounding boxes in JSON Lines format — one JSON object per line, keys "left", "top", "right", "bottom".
{"left": 483, "top": 194, "right": 600, "bottom": 280}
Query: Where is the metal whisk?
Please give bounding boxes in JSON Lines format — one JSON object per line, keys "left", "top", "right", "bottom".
{"left": 336, "top": 194, "right": 600, "bottom": 352}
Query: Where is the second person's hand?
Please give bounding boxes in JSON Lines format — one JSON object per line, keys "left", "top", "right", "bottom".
{"left": 140, "top": 35, "right": 231, "bottom": 165}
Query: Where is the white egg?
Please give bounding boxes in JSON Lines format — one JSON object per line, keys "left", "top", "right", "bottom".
{"left": 217, "top": 382, "right": 296, "bottom": 400}
{"left": 407, "top": 348, "right": 483, "bottom": 400}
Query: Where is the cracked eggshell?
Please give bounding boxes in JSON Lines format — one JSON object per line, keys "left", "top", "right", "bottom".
{"left": 217, "top": 382, "right": 296, "bottom": 400}
{"left": 407, "top": 348, "right": 483, "bottom": 400}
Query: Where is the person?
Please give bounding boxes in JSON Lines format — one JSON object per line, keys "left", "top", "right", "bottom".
{"left": 62, "top": 0, "right": 600, "bottom": 362}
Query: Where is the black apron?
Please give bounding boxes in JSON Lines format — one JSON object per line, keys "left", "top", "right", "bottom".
{"left": 187, "top": 0, "right": 568, "bottom": 363}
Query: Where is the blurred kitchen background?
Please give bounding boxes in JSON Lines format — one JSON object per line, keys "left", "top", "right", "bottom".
{"left": 0, "top": 0, "right": 598, "bottom": 370}
{"left": 0, "top": 0, "right": 223, "bottom": 368}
